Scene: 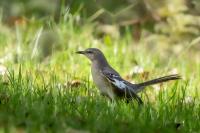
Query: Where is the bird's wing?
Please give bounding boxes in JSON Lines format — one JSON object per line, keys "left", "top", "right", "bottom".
{"left": 101, "top": 69, "right": 126, "bottom": 89}
{"left": 101, "top": 69, "right": 143, "bottom": 104}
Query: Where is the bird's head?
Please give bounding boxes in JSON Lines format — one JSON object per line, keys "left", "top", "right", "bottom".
{"left": 76, "top": 48, "right": 106, "bottom": 62}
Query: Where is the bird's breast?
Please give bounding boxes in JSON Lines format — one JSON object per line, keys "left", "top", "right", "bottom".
{"left": 91, "top": 65, "right": 115, "bottom": 99}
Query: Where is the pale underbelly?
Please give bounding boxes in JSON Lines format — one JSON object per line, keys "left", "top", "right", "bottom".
{"left": 91, "top": 68, "right": 115, "bottom": 100}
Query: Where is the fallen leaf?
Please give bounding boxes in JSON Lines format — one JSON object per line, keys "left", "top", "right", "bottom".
{"left": 65, "top": 80, "right": 83, "bottom": 88}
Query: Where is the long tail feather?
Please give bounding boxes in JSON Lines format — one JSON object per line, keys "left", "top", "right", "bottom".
{"left": 134, "top": 74, "right": 181, "bottom": 92}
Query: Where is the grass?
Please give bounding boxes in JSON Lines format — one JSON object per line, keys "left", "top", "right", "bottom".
{"left": 0, "top": 12, "right": 200, "bottom": 133}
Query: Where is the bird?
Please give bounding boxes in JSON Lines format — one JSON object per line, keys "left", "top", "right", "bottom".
{"left": 76, "top": 48, "right": 181, "bottom": 104}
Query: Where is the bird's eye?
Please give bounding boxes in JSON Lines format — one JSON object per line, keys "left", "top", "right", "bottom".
{"left": 87, "top": 51, "right": 93, "bottom": 54}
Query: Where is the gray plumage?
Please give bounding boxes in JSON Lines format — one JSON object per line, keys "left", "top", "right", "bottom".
{"left": 76, "top": 48, "right": 180, "bottom": 104}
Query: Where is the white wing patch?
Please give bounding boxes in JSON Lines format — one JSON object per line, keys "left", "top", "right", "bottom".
{"left": 112, "top": 79, "right": 126, "bottom": 90}
{"left": 101, "top": 70, "right": 128, "bottom": 90}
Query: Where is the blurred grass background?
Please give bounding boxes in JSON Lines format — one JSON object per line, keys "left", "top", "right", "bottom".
{"left": 0, "top": 0, "right": 200, "bottom": 132}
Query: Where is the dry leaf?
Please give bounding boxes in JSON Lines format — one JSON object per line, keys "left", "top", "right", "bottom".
{"left": 65, "top": 80, "right": 83, "bottom": 88}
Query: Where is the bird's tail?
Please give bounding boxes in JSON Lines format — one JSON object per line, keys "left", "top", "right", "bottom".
{"left": 134, "top": 74, "right": 181, "bottom": 93}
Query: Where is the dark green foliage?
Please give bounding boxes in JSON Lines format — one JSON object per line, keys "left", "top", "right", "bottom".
{"left": 0, "top": 67, "right": 199, "bottom": 132}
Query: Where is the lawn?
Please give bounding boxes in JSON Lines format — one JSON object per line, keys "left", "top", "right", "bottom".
{"left": 0, "top": 12, "right": 200, "bottom": 133}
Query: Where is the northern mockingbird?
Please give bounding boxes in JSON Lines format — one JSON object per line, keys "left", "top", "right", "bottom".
{"left": 76, "top": 48, "right": 180, "bottom": 104}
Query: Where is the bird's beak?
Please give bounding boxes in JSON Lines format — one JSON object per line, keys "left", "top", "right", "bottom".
{"left": 76, "top": 51, "right": 85, "bottom": 54}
